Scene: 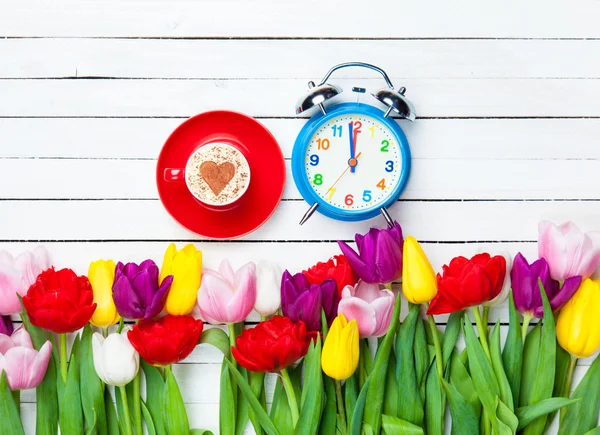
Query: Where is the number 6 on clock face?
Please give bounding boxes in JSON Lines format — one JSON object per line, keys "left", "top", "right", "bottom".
{"left": 292, "top": 103, "right": 411, "bottom": 222}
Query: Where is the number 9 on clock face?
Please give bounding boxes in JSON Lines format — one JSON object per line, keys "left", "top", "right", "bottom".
{"left": 292, "top": 103, "right": 411, "bottom": 222}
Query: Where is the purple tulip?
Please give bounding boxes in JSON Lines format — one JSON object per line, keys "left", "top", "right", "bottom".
{"left": 112, "top": 260, "right": 173, "bottom": 320}
{"left": 280, "top": 271, "right": 338, "bottom": 331}
{"left": 338, "top": 222, "right": 404, "bottom": 285}
{"left": 0, "top": 315, "right": 13, "bottom": 336}
{"left": 511, "top": 253, "right": 581, "bottom": 318}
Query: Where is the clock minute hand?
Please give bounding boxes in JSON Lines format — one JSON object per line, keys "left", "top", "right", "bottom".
{"left": 348, "top": 122, "right": 356, "bottom": 173}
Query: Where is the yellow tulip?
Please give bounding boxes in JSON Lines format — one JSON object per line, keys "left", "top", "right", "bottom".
{"left": 88, "top": 259, "right": 120, "bottom": 328}
{"left": 402, "top": 235, "right": 438, "bottom": 304}
{"left": 160, "top": 243, "right": 202, "bottom": 315}
{"left": 556, "top": 278, "right": 600, "bottom": 358}
{"left": 321, "top": 314, "right": 359, "bottom": 380}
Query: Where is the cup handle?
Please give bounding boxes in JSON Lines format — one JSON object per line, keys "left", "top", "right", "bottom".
{"left": 164, "top": 168, "right": 185, "bottom": 181}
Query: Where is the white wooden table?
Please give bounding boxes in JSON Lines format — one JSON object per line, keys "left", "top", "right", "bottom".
{"left": 1, "top": 1, "right": 599, "bottom": 433}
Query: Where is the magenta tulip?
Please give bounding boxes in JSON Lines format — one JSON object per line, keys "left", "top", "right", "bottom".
{"left": 0, "top": 327, "right": 52, "bottom": 390}
{"left": 0, "top": 316, "right": 13, "bottom": 336}
{"left": 197, "top": 260, "right": 256, "bottom": 324}
{"left": 538, "top": 221, "right": 600, "bottom": 281}
{"left": 338, "top": 281, "right": 395, "bottom": 337}
{"left": 0, "top": 247, "right": 51, "bottom": 315}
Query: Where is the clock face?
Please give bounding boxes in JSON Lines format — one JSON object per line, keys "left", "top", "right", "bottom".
{"left": 303, "top": 112, "right": 403, "bottom": 213}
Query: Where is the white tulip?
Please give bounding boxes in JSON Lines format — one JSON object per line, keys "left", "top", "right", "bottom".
{"left": 254, "top": 260, "right": 282, "bottom": 317}
{"left": 92, "top": 331, "right": 139, "bottom": 386}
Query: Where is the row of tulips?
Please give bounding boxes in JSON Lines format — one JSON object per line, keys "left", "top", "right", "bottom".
{"left": 0, "top": 221, "right": 599, "bottom": 434}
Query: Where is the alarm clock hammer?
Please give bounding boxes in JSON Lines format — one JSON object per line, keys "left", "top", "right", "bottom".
{"left": 293, "top": 62, "right": 416, "bottom": 227}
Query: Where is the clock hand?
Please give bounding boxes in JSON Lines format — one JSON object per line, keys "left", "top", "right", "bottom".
{"left": 300, "top": 152, "right": 362, "bottom": 226}
{"left": 348, "top": 122, "right": 356, "bottom": 173}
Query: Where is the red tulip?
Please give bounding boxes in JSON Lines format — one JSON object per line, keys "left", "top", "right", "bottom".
{"left": 127, "top": 314, "right": 203, "bottom": 366}
{"left": 232, "top": 315, "right": 315, "bottom": 373}
{"left": 303, "top": 255, "right": 358, "bottom": 297}
{"left": 427, "top": 253, "right": 506, "bottom": 315}
{"left": 22, "top": 268, "right": 97, "bottom": 334}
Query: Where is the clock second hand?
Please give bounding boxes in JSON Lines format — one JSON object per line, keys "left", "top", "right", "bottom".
{"left": 299, "top": 152, "right": 363, "bottom": 226}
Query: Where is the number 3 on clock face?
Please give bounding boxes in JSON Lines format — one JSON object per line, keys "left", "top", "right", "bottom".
{"left": 292, "top": 103, "right": 411, "bottom": 222}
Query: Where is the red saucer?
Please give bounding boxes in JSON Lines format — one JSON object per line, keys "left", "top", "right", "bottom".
{"left": 156, "top": 111, "right": 286, "bottom": 239}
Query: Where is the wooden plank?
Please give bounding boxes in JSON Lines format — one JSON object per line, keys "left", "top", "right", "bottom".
{"left": 2, "top": 39, "right": 599, "bottom": 79}
{"left": 1, "top": 158, "right": 599, "bottom": 200}
{"left": 2, "top": 118, "right": 600, "bottom": 160}
{"left": 0, "top": 199, "right": 597, "bottom": 242}
{"left": 1, "top": 78, "right": 599, "bottom": 118}
{"left": 1, "top": 1, "right": 600, "bottom": 38}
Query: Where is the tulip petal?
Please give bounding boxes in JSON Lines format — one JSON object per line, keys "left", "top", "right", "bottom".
{"left": 0, "top": 334, "right": 15, "bottom": 354}
{"left": 338, "top": 297, "right": 377, "bottom": 337}
{"left": 353, "top": 281, "right": 381, "bottom": 304}
{"left": 370, "top": 291, "right": 395, "bottom": 337}
{"left": 10, "top": 327, "right": 33, "bottom": 349}
{"left": 198, "top": 274, "right": 235, "bottom": 324}
{"left": 320, "top": 279, "right": 339, "bottom": 324}
{"left": 535, "top": 275, "right": 582, "bottom": 318}
{"left": 112, "top": 275, "right": 145, "bottom": 320}
{"left": 226, "top": 262, "right": 256, "bottom": 323}
{"left": 25, "top": 341, "right": 52, "bottom": 389}
{"left": 338, "top": 241, "right": 377, "bottom": 283}
{"left": 146, "top": 275, "right": 172, "bottom": 319}
{"left": 0, "top": 263, "right": 22, "bottom": 316}
{"left": 218, "top": 260, "right": 236, "bottom": 287}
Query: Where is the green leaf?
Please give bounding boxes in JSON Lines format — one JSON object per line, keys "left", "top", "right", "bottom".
{"left": 522, "top": 281, "right": 556, "bottom": 435}
{"left": 424, "top": 362, "right": 444, "bottom": 435}
{"left": 502, "top": 293, "right": 523, "bottom": 408}
{"left": 546, "top": 343, "right": 572, "bottom": 432}
{"left": 363, "top": 295, "right": 401, "bottom": 434}
{"left": 490, "top": 321, "right": 514, "bottom": 411}
{"left": 559, "top": 354, "right": 600, "bottom": 435}
{"left": 463, "top": 316, "right": 500, "bottom": 435}
{"left": 219, "top": 360, "right": 236, "bottom": 435}
{"left": 199, "top": 328, "right": 231, "bottom": 359}
{"left": 59, "top": 352, "right": 84, "bottom": 435}
{"left": 396, "top": 303, "right": 424, "bottom": 426}
{"left": 141, "top": 401, "right": 156, "bottom": 435}
{"left": 104, "top": 387, "right": 120, "bottom": 435}
{"left": 295, "top": 336, "right": 323, "bottom": 435}
{"left": 163, "top": 368, "right": 190, "bottom": 435}
{"left": 414, "top": 318, "right": 429, "bottom": 397}
{"left": 224, "top": 359, "right": 280, "bottom": 435}
{"left": 349, "top": 377, "right": 371, "bottom": 435}
{"left": 449, "top": 351, "right": 480, "bottom": 415}
{"left": 520, "top": 322, "right": 541, "bottom": 407}
{"left": 115, "top": 385, "right": 128, "bottom": 435}
{"left": 384, "top": 352, "right": 399, "bottom": 418}
{"left": 319, "top": 375, "right": 337, "bottom": 435}
{"left": 495, "top": 397, "right": 518, "bottom": 435}
{"left": 190, "top": 430, "right": 215, "bottom": 435}
{"left": 0, "top": 371, "right": 25, "bottom": 435}
{"left": 441, "top": 379, "right": 479, "bottom": 435}
{"left": 20, "top": 300, "right": 59, "bottom": 435}
{"left": 80, "top": 325, "right": 108, "bottom": 435}
{"left": 343, "top": 373, "right": 357, "bottom": 431}
{"left": 381, "top": 414, "right": 424, "bottom": 435}
{"left": 235, "top": 367, "right": 249, "bottom": 435}
{"left": 141, "top": 360, "right": 166, "bottom": 435}
{"left": 85, "top": 408, "right": 98, "bottom": 435}
{"left": 584, "top": 428, "right": 600, "bottom": 435}
{"left": 442, "top": 311, "right": 462, "bottom": 370}
{"left": 517, "top": 397, "right": 581, "bottom": 430}
{"left": 246, "top": 371, "right": 266, "bottom": 435}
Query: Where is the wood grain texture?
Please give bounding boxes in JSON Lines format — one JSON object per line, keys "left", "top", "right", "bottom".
{"left": 0, "top": 1, "right": 599, "bottom": 433}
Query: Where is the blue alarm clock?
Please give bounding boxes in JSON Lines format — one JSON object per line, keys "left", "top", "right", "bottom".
{"left": 292, "top": 62, "right": 416, "bottom": 226}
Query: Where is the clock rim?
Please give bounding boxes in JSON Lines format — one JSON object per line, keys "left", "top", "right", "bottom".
{"left": 292, "top": 102, "right": 412, "bottom": 222}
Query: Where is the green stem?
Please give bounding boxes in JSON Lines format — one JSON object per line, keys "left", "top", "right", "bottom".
{"left": 472, "top": 307, "right": 492, "bottom": 361}
{"left": 521, "top": 314, "right": 532, "bottom": 344}
{"left": 482, "top": 408, "right": 491, "bottom": 435}
{"left": 132, "top": 371, "right": 143, "bottom": 435}
{"left": 384, "top": 282, "right": 393, "bottom": 291}
{"left": 427, "top": 314, "right": 444, "bottom": 380}
{"left": 102, "top": 327, "right": 109, "bottom": 338}
{"left": 280, "top": 368, "right": 299, "bottom": 427}
{"left": 59, "top": 333, "right": 68, "bottom": 384}
{"left": 335, "top": 380, "right": 347, "bottom": 435}
{"left": 227, "top": 323, "right": 237, "bottom": 365}
{"left": 118, "top": 385, "right": 134, "bottom": 435}
{"left": 482, "top": 306, "right": 490, "bottom": 336}
{"left": 559, "top": 354, "right": 578, "bottom": 423}
{"left": 11, "top": 389, "right": 20, "bottom": 416}
{"left": 260, "top": 315, "right": 268, "bottom": 322}
{"left": 117, "top": 318, "right": 124, "bottom": 334}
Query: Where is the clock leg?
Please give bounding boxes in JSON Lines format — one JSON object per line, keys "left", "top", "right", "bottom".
{"left": 380, "top": 207, "right": 395, "bottom": 228}
{"left": 299, "top": 203, "right": 319, "bottom": 226}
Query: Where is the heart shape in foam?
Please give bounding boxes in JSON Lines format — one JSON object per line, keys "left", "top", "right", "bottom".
{"left": 199, "top": 161, "right": 236, "bottom": 196}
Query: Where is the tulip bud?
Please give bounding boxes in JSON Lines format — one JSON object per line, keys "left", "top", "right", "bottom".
{"left": 160, "top": 243, "right": 203, "bottom": 316}
{"left": 88, "top": 259, "right": 121, "bottom": 328}
{"left": 321, "top": 314, "right": 359, "bottom": 380}
{"left": 402, "top": 236, "right": 437, "bottom": 304}
{"left": 556, "top": 278, "right": 600, "bottom": 358}
{"left": 92, "top": 331, "right": 140, "bottom": 386}
{"left": 254, "top": 260, "right": 282, "bottom": 317}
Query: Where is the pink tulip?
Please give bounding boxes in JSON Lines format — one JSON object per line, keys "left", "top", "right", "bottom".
{"left": 338, "top": 280, "right": 395, "bottom": 338}
{"left": 0, "top": 327, "right": 52, "bottom": 390}
{"left": 0, "top": 247, "right": 52, "bottom": 315}
{"left": 197, "top": 260, "right": 257, "bottom": 324}
{"left": 538, "top": 221, "right": 600, "bottom": 281}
